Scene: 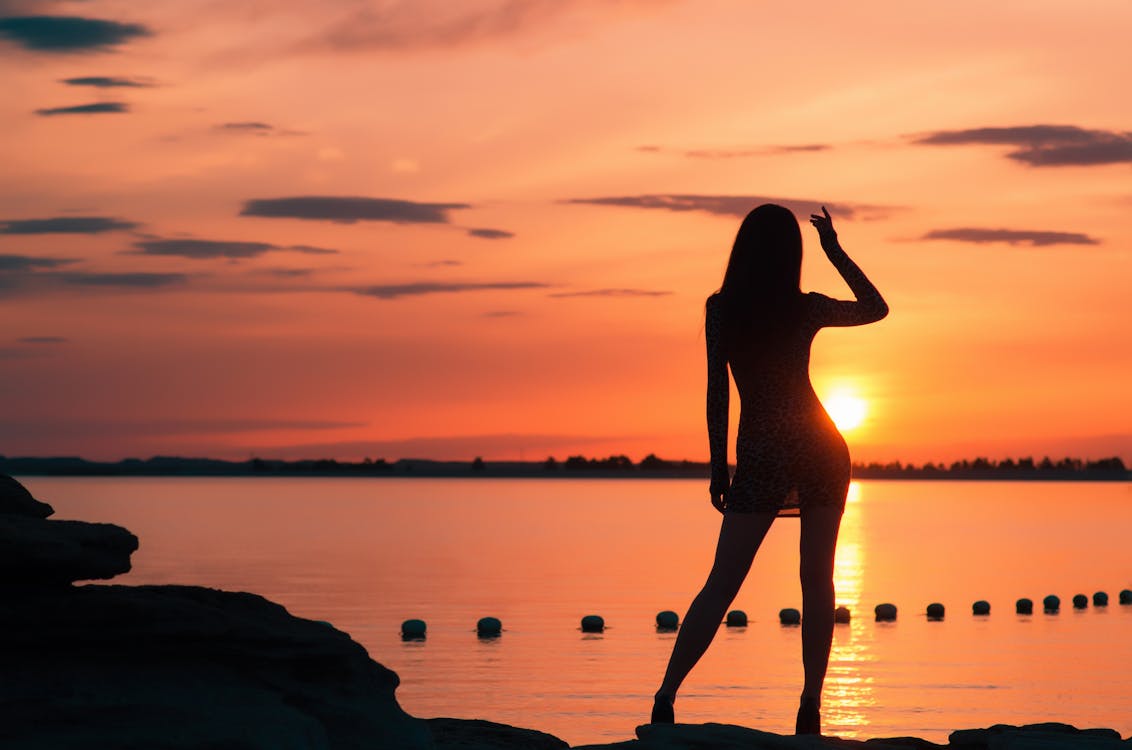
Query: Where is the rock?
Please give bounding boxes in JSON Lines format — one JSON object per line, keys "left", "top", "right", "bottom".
{"left": 634, "top": 722, "right": 948, "bottom": 748}
{"left": 726, "top": 609, "right": 748, "bottom": 627}
{"left": 0, "top": 584, "right": 434, "bottom": 749}
{"left": 656, "top": 610, "right": 679, "bottom": 630}
{"left": 0, "top": 473, "right": 53, "bottom": 518}
{"left": 834, "top": 606, "right": 851, "bottom": 623}
{"left": 875, "top": 603, "right": 898, "bottom": 621}
{"left": 582, "top": 614, "right": 606, "bottom": 632}
{"left": 950, "top": 722, "right": 1124, "bottom": 749}
{"left": 779, "top": 607, "right": 801, "bottom": 625}
{"left": 428, "top": 718, "right": 568, "bottom": 749}
{"left": 0, "top": 515, "right": 137, "bottom": 586}
{"left": 926, "top": 602, "right": 945, "bottom": 620}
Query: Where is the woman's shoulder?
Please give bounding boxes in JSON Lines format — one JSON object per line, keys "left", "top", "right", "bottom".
{"left": 706, "top": 291, "right": 723, "bottom": 309}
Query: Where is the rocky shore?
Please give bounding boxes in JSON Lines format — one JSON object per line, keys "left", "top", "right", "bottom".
{"left": 2, "top": 473, "right": 1127, "bottom": 749}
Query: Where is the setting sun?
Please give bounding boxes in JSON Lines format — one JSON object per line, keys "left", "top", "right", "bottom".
{"left": 824, "top": 391, "right": 868, "bottom": 432}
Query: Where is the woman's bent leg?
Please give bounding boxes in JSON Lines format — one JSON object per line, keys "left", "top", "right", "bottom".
{"left": 656, "top": 510, "right": 776, "bottom": 703}
{"left": 798, "top": 503, "right": 844, "bottom": 705}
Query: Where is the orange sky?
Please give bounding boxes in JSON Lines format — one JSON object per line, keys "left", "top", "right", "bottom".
{"left": 1, "top": 0, "right": 1129, "bottom": 463}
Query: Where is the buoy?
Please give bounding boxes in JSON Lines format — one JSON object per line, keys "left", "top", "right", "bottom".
{"left": 581, "top": 615, "right": 605, "bottom": 633}
{"left": 656, "top": 610, "right": 680, "bottom": 631}
{"left": 725, "top": 610, "right": 748, "bottom": 627}
{"left": 779, "top": 608, "right": 801, "bottom": 625}
{"left": 401, "top": 619, "right": 426, "bottom": 640}
{"left": 926, "top": 602, "right": 945, "bottom": 620}
{"left": 972, "top": 600, "right": 990, "bottom": 616}
{"left": 1043, "top": 595, "right": 1060, "bottom": 613}
{"left": 1016, "top": 598, "right": 1033, "bottom": 615}
{"left": 1121, "top": 589, "right": 1132, "bottom": 605}
{"left": 875, "top": 603, "right": 897, "bottom": 622}
{"left": 1072, "top": 594, "right": 1088, "bottom": 609}
{"left": 834, "top": 606, "right": 851, "bottom": 624}
{"left": 477, "top": 616, "right": 502, "bottom": 637}
{"left": 1093, "top": 591, "right": 1108, "bottom": 607}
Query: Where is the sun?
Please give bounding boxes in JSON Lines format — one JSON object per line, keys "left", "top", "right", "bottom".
{"left": 823, "top": 390, "right": 868, "bottom": 432}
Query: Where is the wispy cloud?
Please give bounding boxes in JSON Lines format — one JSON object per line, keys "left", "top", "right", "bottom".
{"left": 921, "top": 228, "right": 1101, "bottom": 247}
{"left": 241, "top": 196, "right": 469, "bottom": 224}
{"left": 912, "top": 125, "right": 1132, "bottom": 167}
{"left": 0, "top": 216, "right": 137, "bottom": 234}
{"left": 60, "top": 75, "right": 152, "bottom": 88}
{"left": 0, "top": 15, "right": 151, "bottom": 52}
{"left": 130, "top": 238, "right": 340, "bottom": 260}
{"left": 216, "top": 121, "right": 274, "bottom": 134}
{"left": 307, "top": 0, "right": 670, "bottom": 53}
{"left": 354, "top": 281, "right": 548, "bottom": 299}
{"left": 18, "top": 335, "right": 67, "bottom": 344}
{"left": 418, "top": 259, "right": 463, "bottom": 267}
{"left": 466, "top": 227, "right": 514, "bottom": 239}
{"left": 638, "top": 143, "right": 830, "bottom": 159}
{"left": 483, "top": 310, "right": 521, "bottom": 317}
{"left": 34, "top": 101, "right": 128, "bottom": 116}
{"left": 549, "top": 288, "right": 672, "bottom": 298}
{"left": 565, "top": 194, "right": 890, "bottom": 221}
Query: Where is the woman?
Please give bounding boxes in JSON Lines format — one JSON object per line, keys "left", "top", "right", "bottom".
{"left": 651, "top": 204, "right": 888, "bottom": 735}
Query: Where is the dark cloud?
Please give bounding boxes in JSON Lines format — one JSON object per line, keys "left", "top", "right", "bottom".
{"left": 0, "top": 417, "right": 366, "bottom": 443}
{"left": 216, "top": 121, "right": 273, "bottom": 133}
{"left": 420, "top": 259, "right": 463, "bottom": 267}
{"left": 60, "top": 75, "right": 152, "bottom": 87}
{"left": 913, "top": 125, "right": 1132, "bottom": 167}
{"left": 0, "top": 15, "right": 150, "bottom": 52}
{"left": 131, "top": 238, "right": 277, "bottom": 260}
{"left": 921, "top": 228, "right": 1101, "bottom": 247}
{"left": 56, "top": 271, "right": 186, "bottom": 288}
{"left": 549, "top": 288, "right": 672, "bottom": 298}
{"left": 0, "top": 216, "right": 137, "bottom": 234}
{"left": 263, "top": 268, "right": 315, "bottom": 278}
{"left": 241, "top": 196, "right": 469, "bottom": 224}
{"left": 35, "top": 101, "right": 128, "bottom": 116}
{"left": 129, "top": 238, "right": 339, "bottom": 260}
{"left": 18, "top": 336, "right": 67, "bottom": 344}
{"left": 0, "top": 254, "right": 76, "bottom": 270}
{"left": 639, "top": 144, "right": 830, "bottom": 159}
{"left": 354, "top": 281, "right": 548, "bottom": 299}
{"left": 565, "top": 194, "right": 888, "bottom": 220}
{"left": 483, "top": 310, "right": 521, "bottom": 317}
{"left": 466, "top": 227, "right": 514, "bottom": 239}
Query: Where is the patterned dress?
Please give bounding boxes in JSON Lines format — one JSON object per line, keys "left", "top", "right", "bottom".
{"left": 706, "top": 240, "right": 887, "bottom": 516}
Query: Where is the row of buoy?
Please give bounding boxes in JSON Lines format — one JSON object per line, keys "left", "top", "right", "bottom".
{"left": 401, "top": 590, "right": 1131, "bottom": 639}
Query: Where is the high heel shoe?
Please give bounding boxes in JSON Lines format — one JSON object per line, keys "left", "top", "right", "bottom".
{"left": 650, "top": 694, "right": 674, "bottom": 724}
{"left": 795, "top": 696, "right": 820, "bottom": 735}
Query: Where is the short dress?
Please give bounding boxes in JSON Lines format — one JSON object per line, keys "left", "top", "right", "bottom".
{"left": 706, "top": 246, "right": 887, "bottom": 516}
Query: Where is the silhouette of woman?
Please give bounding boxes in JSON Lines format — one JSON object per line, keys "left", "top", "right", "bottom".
{"left": 651, "top": 204, "right": 888, "bottom": 735}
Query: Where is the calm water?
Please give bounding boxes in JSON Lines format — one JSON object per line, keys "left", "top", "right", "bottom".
{"left": 25, "top": 476, "right": 1132, "bottom": 746}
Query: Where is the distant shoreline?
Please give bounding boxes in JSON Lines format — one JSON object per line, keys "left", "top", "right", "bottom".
{"left": 3, "top": 455, "right": 1128, "bottom": 481}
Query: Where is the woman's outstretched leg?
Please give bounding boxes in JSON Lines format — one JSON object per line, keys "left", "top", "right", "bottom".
{"left": 796, "top": 502, "right": 844, "bottom": 732}
{"left": 654, "top": 510, "right": 776, "bottom": 716}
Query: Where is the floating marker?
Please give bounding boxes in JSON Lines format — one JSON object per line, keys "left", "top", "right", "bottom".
{"left": 1043, "top": 595, "right": 1060, "bottom": 613}
{"left": 581, "top": 615, "right": 605, "bottom": 633}
{"left": 972, "top": 600, "right": 991, "bottom": 616}
{"left": 726, "top": 610, "right": 748, "bottom": 627}
{"left": 1016, "top": 598, "right": 1033, "bottom": 615}
{"left": 834, "top": 606, "right": 851, "bottom": 624}
{"left": 401, "top": 619, "right": 427, "bottom": 640}
{"left": 875, "top": 603, "right": 897, "bottom": 622}
{"left": 1072, "top": 594, "right": 1088, "bottom": 609}
{"left": 1093, "top": 591, "right": 1108, "bottom": 607}
{"left": 926, "top": 602, "right": 945, "bottom": 620}
{"left": 476, "top": 616, "right": 502, "bottom": 637}
{"left": 656, "top": 610, "right": 680, "bottom": 631}
{"left": 779, "top": 608, "right": 801, "bottom": 625}
{"left": 1121, "top": 589, "right": 1132, "bottom": 605}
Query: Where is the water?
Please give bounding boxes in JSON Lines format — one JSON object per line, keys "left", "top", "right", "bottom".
{"left": 24, "top": 476, "right": 1132, "bottom": 746}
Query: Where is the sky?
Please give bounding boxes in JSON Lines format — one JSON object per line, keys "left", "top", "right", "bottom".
{"left": 1, "top": 0, "right": 1129, "bottom": 464}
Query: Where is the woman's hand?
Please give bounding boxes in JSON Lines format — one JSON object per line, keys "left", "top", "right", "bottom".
{"left": 809, "top": 206, "right": 839, "bottom": 250}
{"left": 709, "top": 476, "right": 728, "bottom": 513}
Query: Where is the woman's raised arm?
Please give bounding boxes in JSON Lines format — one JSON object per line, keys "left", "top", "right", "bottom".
{"left": 809, "top": 206, "right": 888, "bottom": 326}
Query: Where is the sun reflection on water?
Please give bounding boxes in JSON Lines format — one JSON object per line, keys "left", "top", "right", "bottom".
{"left": 827, "top": 480, "right": 874, "bottom": 736}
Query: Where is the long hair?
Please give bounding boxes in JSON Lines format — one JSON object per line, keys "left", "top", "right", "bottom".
{"left": 712, "top": 203, "right": 804, "bottom": 350}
